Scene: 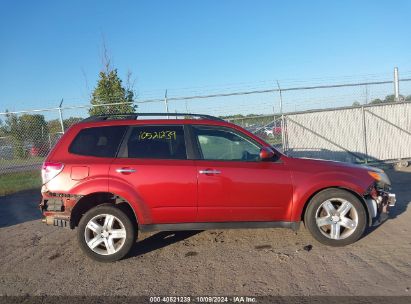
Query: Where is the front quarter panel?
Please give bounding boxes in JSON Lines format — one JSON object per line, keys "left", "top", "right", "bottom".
{"left": 288, "top": 158, "right": 374, "bottom": 221}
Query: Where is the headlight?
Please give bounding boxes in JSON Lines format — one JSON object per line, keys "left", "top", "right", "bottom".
{"left": 368, "top": 170, "right": 391, "bottom": 186}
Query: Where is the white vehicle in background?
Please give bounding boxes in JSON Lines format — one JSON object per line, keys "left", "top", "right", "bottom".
{"left": 263, "top": 127, "right": 274, "bottom": 137}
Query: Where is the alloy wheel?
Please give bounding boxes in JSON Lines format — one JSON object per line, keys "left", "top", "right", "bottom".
{"left": 84, "top": 214, "right": 127, "bottom": 255}
{"left": 315, "top": 198, "right": 359, "bottom": 240}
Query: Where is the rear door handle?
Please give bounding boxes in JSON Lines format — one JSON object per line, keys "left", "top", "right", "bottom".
{"left": 199, "top": 169, "right": 221, "bottom": 175}
{"left": 115, "top": 168, "right": 136, "bottom": 174}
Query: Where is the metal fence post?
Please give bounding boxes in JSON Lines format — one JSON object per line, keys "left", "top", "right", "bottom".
{"left": 394, "top": 67, "right": 400, "bottom": 101}
{"left": 361, "top": 106, "right": 368, "bottom": 164}
{"left": 276, "top": 81, "right": 286, "bottom": 152}
{"left": 164, "top": 89, "right": 169, "bottom": 118}
{"left": 58, "top": 99, "right": 65, "bottom": 134}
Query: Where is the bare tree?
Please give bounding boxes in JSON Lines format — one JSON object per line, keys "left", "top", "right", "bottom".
{"left": 125, "top": 69, "right": 136, "bottom": 97}
{"left": 100, "top": 33, "right": 112, "bottom": 73}
{"left": 81, "top": 67, "right": 90, "bottom": 98}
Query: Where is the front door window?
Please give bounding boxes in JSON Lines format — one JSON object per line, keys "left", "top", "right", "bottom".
{"left": 193, "top": 126, "right": 261, "bottom": 161}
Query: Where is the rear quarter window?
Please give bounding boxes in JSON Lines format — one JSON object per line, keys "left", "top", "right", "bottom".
{"left": 69, "top": 126, "right": 127, "bottom": 157}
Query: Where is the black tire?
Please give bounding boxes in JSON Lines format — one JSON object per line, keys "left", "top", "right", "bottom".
{"left": 304, "top": 188, "right": 367, "bottom": 247}
{"left": 77, "top": 204, "right": 137, "bottom": 262}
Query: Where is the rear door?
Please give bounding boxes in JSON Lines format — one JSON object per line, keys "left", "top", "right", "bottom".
{"left": 109, "top": 125, "right": 197, "bottom": 224}
{"left": 192, "top": 125, "right": 293, "bottom": 222}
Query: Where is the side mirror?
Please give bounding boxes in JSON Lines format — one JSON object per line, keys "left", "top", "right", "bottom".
{"left": 259, "top": 147, "right": 275, "bottom": 161}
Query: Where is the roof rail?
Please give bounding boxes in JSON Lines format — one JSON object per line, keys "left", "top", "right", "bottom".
{"left": 81, "top": 112, "right": 224, "bottom": 123}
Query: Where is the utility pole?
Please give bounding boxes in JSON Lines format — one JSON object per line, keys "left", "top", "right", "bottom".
{"left": 394, "top": 67, "right": 400, "bottom": 101}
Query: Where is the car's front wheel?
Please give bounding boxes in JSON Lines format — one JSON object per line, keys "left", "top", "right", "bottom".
{"left": 304, "top": 188, "right": 367, "bottom": 246}
{"left": 77, "top": 204, "right": 136, "bottom": 262}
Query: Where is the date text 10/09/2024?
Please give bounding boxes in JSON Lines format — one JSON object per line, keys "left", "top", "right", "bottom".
{"left": 149, "top": 296, "right": 257, "bottom": 303}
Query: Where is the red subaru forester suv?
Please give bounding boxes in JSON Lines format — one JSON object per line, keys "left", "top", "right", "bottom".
{"left": 40, "top": 113, "right": 396, "bottom": 262}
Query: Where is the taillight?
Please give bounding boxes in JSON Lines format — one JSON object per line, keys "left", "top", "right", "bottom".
{"left": 42, "top": 162, "right": 64, "bottom": 184}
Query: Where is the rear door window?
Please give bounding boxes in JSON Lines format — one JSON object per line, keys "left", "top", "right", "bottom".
{"left": 122, "top": 125, "right": 187, "bottom": 159}
{"left": 69, "top": 126, "right": 127, "bottom": 157}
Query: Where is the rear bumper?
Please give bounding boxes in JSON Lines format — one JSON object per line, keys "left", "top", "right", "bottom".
{"left": 366, "top": 191, "right": 396, "bottom": 226}
{"left": 39, "top": 192, "right": 79, "bottom": 229}
{"left": 41, "top": 216, "right": 70, "bottom": 228}
{"left": 39, "top": 201, "right": 71, "bottom": 228}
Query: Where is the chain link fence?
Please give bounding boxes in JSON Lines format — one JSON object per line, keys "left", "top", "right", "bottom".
{"left": 1, "top": 76, "right": 410, "bottom": 194}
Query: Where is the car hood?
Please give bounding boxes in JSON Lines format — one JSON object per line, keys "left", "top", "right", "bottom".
{"left": 293, "top": 157, "right": 383, "bottom": 172}
{"left": 287, "top": 156, "right": 391, "bottom": 186}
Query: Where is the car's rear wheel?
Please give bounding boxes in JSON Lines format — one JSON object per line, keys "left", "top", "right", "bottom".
{"left": 77, "top": 204, "right": 136, "bottom": 262}
{"left": 304, "top": 188, "right": 367, "bottom": 246}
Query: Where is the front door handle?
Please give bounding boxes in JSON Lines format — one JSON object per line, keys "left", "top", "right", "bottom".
{"left": 115, "top": 168, "right": 136, "bottom": 174}
{"left": 199, "top": 169, "right": 221, "bottom": 175}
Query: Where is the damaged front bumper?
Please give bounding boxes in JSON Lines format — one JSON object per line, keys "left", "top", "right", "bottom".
{"left": 365, "top": 190, "right": 396, "bottom": 226}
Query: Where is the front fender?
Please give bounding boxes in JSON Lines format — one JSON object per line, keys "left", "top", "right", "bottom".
{"left": 291, "top": 171, "right": 373, "bottom": 221}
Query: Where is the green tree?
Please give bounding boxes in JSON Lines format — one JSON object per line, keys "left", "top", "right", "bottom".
{"left": 371, "top": 99, "right": 383, "bottom": 104}
{"left": 47, "top": 119, "right": 62, "bottom": 134}
{"left": 369, "top": 94, "right": 405, "bottom": 104}
{"left": 47, "top": 117, "right": 83, "bottom": 134}
{"left": 19, "top": 114, "right": 48, "bottom": 147}
{"left": 383, "top": 94, "right": 396, "bottom": 103}
{"left": 352, "top": 101, "right": 361, "bottom": 106}
{"left": 63, "top": 117, "right": 83, "bottom": 129}
{"left": 4, "top": 112, "right": 25, "bottom": 158}
{"left": 2, "top": 112, "right": 48, "bottom": 158}
{"left": 89, "top": 69, "right": 135, "bottom": 116}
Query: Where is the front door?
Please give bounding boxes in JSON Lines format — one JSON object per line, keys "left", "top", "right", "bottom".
{"left": 192, "top": 125, "right": 293, "bottom": 222}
